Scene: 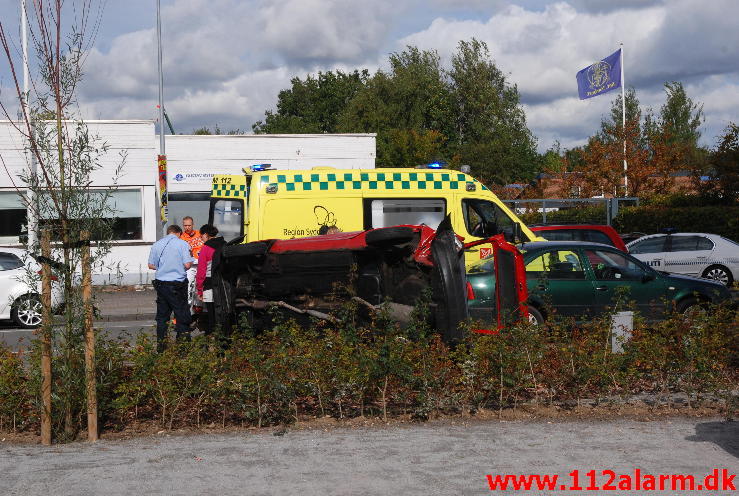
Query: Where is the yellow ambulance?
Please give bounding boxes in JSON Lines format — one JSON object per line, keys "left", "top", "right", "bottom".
{"left": 208, "top": 164, "right": 541, "bottom": 266}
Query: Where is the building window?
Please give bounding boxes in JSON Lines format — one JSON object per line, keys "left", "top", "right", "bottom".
{"left": 37, "top": 188, "right": 143, "bottom": 241}
{"left": 0, "top": 191, "right": 27, "bottom": 244}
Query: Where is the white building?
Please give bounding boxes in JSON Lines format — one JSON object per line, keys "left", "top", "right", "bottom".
{"left": 0, "top": 120, "right": 376, "bottom": 284}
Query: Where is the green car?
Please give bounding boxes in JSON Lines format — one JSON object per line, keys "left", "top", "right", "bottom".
{"left": 467, "top": 241, "right": 733, "bottom": 324}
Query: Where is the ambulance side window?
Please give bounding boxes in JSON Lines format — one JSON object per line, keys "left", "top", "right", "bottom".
{"left": 364, "top": 199, "right": 446, "bottom": 229}
{"left": 210, "top": 198, "right": 244, "bottom": 242}
{"left": 462, "top": 199, "right": 515, "bottom": 238}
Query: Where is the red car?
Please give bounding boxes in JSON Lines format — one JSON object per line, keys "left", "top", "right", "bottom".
{"left": 530, "top": 224, "right": 628, "bottom": 252}
{"left": 211, "top": 219, "right": 527, "bottom": 342}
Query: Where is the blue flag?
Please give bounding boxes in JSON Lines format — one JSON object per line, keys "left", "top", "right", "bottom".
{"left": 576, "top": 49, "right": 621, "bottom": 100}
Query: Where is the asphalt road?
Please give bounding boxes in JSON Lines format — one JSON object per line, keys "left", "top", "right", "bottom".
{"left": 1, "top": 417, "right": 737, "bottom": 495}
{"left": 0, "top": 320, "right": 155, "bottom": 352}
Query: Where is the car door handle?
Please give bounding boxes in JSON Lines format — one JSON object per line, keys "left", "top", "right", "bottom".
{"left": 595, "top": 286, "right": 608, "bottom": 291}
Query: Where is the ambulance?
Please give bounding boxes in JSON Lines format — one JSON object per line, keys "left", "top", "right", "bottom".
{"left": 208, "top": 163, "right": 541, "bottom": 266}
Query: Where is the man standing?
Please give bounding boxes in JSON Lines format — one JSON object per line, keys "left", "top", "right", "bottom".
{"left": 180, "top": 216, "right": 203, "bottom": 307}
{"left": 180, "top": 216, "right": 203, "bottom": 258}
{"left": 148, "top": 225, "right": 195, "bottom": 351}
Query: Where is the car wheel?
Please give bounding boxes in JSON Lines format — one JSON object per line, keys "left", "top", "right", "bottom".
{"left": 701, "top": 265, "right": 733, "bottom": 286}
{"left": 11, "top": 294, "right": 43, "bottom": 328}
{"left": 676, "top": 297, "right": 706, "bottom": 318}
{"left": 526, "top": 305, "right": 544, "bottom": 325}
{"left": 430, "top": 229, "right": 468, "bottom": 344}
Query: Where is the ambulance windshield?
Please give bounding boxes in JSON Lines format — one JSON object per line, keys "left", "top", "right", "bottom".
{"left": 211, "top": 198, "right": 244, "bottom": 242}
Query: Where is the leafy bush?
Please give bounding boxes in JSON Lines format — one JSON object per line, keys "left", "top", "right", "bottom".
{"left": 2, "top": 302, "right": 736, "bottom": 438}
{"left": 519, "top": 205, "right": 608, "bottom": 226}
{"left": 613, "top": 205, "right": 739, "bottom": 241}
{"left": 0, "top": 345, "right": 31, "bottom": 432}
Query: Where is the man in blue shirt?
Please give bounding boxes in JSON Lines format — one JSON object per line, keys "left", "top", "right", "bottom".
{"left": 148, "top": 225, "right": 195, "bottom": 350}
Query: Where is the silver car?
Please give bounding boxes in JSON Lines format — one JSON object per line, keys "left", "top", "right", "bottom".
{"left": 626, "top": 232, "right": 739, "bottom": 286}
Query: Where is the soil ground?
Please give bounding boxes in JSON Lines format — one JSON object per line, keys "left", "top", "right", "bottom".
{"left": 1, "top": 408, "right": 737, "bottom": 496}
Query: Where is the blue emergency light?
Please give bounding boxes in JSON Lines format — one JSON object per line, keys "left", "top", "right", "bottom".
{"left": 250, "top": 163, "right": 272, "bottom": 172}
{"left": 417, "top": 161, "right": 446, "bottom": 169}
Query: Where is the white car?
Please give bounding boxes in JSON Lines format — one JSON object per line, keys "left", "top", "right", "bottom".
{"left": 0, "top": 248, "right": 64, "bottom": 328}
{"left": 626, "top": 233, "right": 739, "bottom": 286}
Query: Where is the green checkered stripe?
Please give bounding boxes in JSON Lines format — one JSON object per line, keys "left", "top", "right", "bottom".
{"left": 212, "top": 183, "right": 246, "bottom": 197}
{"left": 258, "top": 171, "right": 488, "bottom": 192}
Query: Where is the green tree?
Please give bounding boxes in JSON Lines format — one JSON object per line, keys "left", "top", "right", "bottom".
{"left": 659, "top": 81, "right": 704, "bottom": 148}
{"left": 191, "top": 125, "right": 244, "bottom": 135}
{"left": 339, "top": 47, "right": 453, "bottom": 167}
{"left": 446, "top": 39, "right": 538, "bottom": 184}
{"left": 599, "top": 87, "right": 644, "bottom": 145}
{"left": 702, "top": 123, "right": 739, "bottom": 203}
{"left": 253, "top": 70, "right": 369, "bottom": 134}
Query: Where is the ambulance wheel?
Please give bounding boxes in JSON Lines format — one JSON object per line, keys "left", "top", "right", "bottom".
{"left": 701, "top": 265, "right": 733, "bottom": 286}
{"left": 365, "top": 226, "right": 416, "bottom": 247}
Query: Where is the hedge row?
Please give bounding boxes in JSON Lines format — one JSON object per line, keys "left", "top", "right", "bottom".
{"left": 1, "top": 302, "right": 736, "bottom": 438}
{"left": 520, "top": 205, "right": 739, "bottom": 241}
{"left": 613, "top": 205, "right": 739, "bottom": 241}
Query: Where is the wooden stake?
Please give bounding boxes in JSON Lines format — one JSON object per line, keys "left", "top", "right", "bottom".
{"left": 81, "top": 230, "right": 98, "bottom": 441}
{"left": 40, "top": 230, "right": 52, "bottom": 445}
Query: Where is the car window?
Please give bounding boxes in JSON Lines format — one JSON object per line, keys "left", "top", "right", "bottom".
{"left": 584, "top": 249, "right": 646, "bottom": 281}
{"left": 537, "top": 229, "right": 576, "bottom": 242}
{"left": 582, "top": 230, "right": 615, "bottom": 246}
{"left": 696, "top": 237, "right": 714, "bottom": 250}
{"left": 670, "top": 235, "right": 712, "bottom": 252}
{"left": 466, "top": 256, "right": 495, "bottom": 274}
{"left": 628, "top": 236, "right": 666, "bottom": 254}
{"left": 0, "top": 252, "right": 24, "bottom": 271}
{"left": 526, "top": 250, "right": 585, "bottom": 280}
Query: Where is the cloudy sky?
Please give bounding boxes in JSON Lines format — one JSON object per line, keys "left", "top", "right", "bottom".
{"left": 2, "top": 0, "right": 738, "bottom": 152}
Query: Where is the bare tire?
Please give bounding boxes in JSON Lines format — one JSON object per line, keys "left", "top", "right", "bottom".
{"left": 701, "top": 265, "right": 733, "bottom": 286}
{"left": 526, "top": 305, "right": 544, "bottom": 325}
{"left": 11, "top": 294, "right": 43, "bottom": 328}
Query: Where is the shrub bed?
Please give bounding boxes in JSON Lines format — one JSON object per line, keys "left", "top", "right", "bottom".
{"left": 613, "top": 205, "right": 739, "bottom": 241}
{"left": 0, "top": 303, "right": 736, "bottom": 438}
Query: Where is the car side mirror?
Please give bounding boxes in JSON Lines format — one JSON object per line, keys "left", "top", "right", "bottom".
{"left": 641, "top": 272, "right": 656, "bottom": 283}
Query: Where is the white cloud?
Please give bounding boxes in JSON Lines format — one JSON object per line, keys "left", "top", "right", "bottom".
{"left": 398, "top": 0, "right": 739, "bottom": 150}
{"left": 66, "top": 0, "right": 739, "bottom": 150}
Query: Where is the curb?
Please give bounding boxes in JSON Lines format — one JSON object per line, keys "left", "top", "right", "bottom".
{"left": 96, "top": 313, "right": 156, "bottom": 323}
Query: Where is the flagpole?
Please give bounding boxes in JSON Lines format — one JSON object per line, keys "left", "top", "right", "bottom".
{"left": 620, "top": 42, "right": 627, "bottom": 196}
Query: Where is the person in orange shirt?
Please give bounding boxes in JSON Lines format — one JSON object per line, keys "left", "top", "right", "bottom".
{"left": 180, "top": 216, "right": 203, "bottom": 258}
{"left": 180, "top": 216, "right": 203, "bottom": 308}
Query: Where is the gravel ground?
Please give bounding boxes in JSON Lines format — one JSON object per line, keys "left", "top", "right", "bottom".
{"left": 1, "top": 417, "right": 737, "bottom": 495}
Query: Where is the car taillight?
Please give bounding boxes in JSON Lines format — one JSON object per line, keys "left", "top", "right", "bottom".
{"left": 466, "top": 281, "right": 475, "bottom": 300}
{"left": 37, "top": 270, "right": 59, "bottom": 281}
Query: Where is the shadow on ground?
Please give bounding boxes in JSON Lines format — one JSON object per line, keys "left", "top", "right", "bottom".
{"left": 686, "top": 421, "right": 739, "bottom": 459}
